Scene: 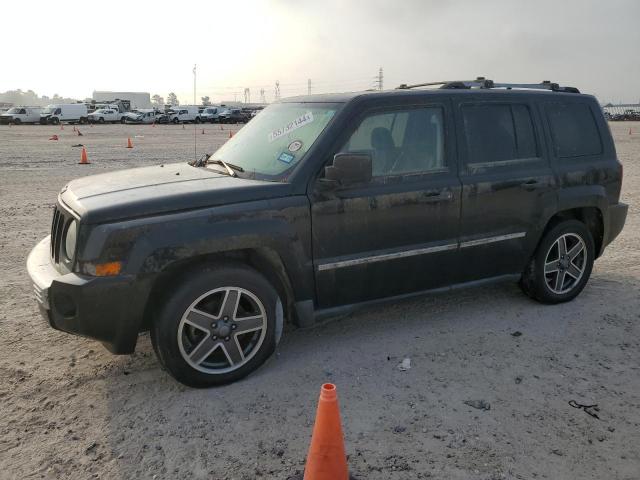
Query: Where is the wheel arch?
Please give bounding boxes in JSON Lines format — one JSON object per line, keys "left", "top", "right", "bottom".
{"left": 140, "top": 247, "right": 297, "bottom": 332}
{"left": 539, "top": 206, "right": 604, "bottom": 258}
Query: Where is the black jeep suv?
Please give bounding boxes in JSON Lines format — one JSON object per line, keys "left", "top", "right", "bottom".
{"left": 27, "top": 79, "right": 628, "bottom": 387}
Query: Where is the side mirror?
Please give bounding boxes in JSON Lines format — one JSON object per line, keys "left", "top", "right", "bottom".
{"left": 324, "top": 153, "right": 372, "bottom": 186}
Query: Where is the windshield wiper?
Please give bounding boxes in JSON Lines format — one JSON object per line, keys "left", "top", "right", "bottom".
{"left": 189, "top": 154, "right": 244, "bottom": 177}
{"left": 209, "top": 158, "right": 244, "bottom": 177}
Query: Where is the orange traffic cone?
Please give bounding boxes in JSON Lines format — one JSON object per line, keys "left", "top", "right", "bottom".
{"left": 629, "top": 128, "right": 633, "bottom": 135}
{"left": 49, "top": 135, "right": 59, "bottom": 141}
{"left": 228, "top": 131, "right": 233, "bottom": 139}
{"left": 77, "top": 129, "right": 83, "bottom": 136}
{"left": 126, "top": 137, "right": 133, "bottom": 148}
{"left": 79, "top": 147, "right": 90, "bottom": 164}
{"left": 182, "top": 124, "right": 185, "bottom": 130}
{"left": 202, "top": 129, "right": 205, "bottom": 135}
{"left": 220, "top": 124, "right": 223, "bottom": 130}
{"left": 299, "top": 384, "right": 350, "bottom": 480}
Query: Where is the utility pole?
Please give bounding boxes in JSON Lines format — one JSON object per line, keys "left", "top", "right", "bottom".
{"left": 308, "top": 78, "right": 312, "bottom": 95}
{"left": 260, "top": 88, "right": 266, "bottom": 103}
{"left": 375, "top": 67, "right": 384, "bottom": 91}
{"left": 275, "top": 81, "right": 281, "bottom": 101}
{"left": 244, "top": 88, "right": 250, "bottom": 103}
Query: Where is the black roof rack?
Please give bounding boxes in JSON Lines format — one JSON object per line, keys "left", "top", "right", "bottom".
{"left": 396, "top": 77, "right": 580, "bottom": 93}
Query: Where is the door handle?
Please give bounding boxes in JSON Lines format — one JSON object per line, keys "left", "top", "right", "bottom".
{"left": 423, "top": 190, "right": 453, "bottom": 202}
{"left": 521, "top": 179, "right": 542, "bottom": 191}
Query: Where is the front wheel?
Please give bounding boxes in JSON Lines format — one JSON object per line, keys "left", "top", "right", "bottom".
{"left": 520, "top": 220, "right": 594, "bottom": 304}
{"left": 151, "top": 264, "right": 280, "bottom": 387}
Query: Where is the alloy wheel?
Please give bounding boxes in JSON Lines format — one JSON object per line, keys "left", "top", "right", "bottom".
{"left": 177, "top": 287, "right": 267, "bottom": 374}
{"left": 543, "top": 233, "right": 587, "bottom": 294}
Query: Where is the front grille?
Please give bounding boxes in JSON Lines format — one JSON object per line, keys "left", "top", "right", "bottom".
{"left": 50, "top": 205, "right": 70, "bottom": 264}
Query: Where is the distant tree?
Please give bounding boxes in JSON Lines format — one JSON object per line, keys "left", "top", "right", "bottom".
{"left": 201, "top": 96, "right": 211, "bottom": 106}
{"left": 167, "top": 92, "right": 179, "bottom": 106}
{"left": 152, "top": 94, "right": 164, "bottom": 107}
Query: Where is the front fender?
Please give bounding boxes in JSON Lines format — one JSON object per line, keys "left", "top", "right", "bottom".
{"left": 79, "top": 196, "right": 315, "bottom": 302}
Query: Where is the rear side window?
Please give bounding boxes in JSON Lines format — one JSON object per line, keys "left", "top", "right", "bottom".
{"left": 546, "top": 103, "right": 602, "bottom": 158}
{"left": 462, "top": 103, "right": 538, "bottom": 164}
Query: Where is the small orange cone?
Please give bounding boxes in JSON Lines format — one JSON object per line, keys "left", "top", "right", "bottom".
{"left": 77, "top": 129, "right": 83, "bottom": 136}
{"left": 182, "top": 124, "right": 185, "bottom": 130}
{"left": 300, "top": 384, "right": 350, "bottom": 480}
{"left": 228, "top": 131, "right": 233, "bottom": 139}
{"left": 49, "top": 135, "right": 59, "bottom": 141}
{"left": 127, "top": 137, "right": 133, "bottom": 148}
{"left": 79, "top": 147, "right": 90, "bottom": 165}
{"left": 220, "top": 124, "right": 223, "bottom": 130}
{"left": 202, "top": 129, "right": 205, "bottom": 135}
{"left": 629, "top": 128, "right": 633, "bottom": 135}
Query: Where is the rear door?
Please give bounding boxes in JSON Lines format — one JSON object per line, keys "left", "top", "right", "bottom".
{"left": 453, "top": 95, "right": 557, "bottom": 281}
{"left": 309, "top": 99, "right": 462, "bottom": 308}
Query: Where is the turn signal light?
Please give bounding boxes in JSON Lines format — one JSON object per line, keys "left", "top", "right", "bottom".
{"left": 94, "top": 261, "right": 122, "bottom": 276}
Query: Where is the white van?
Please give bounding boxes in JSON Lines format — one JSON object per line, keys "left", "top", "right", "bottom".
{"left": 40, "top": 104, "right": 89, "bottom": 125}
{"left": 168, "top": 106, "right": 201, "bottom": 124}
{"left": 0, "top": 107, "right": 43, "bottom": 125}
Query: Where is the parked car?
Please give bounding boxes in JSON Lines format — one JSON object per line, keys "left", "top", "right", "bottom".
{"left": 124, "top": 109, "right": 158, "bottom": 124}
{"left": 200, "top": 106, "right": 226, "bottom": 123}
{"left": 88, "top": 108, "right": 126, "bottom": 124}
{"left": 218, "top": 108, "right": 250, "bottom": 124}
{"left": 27, "top": 79, "right": 627, "bottom": 387}
{"left": 168, "top": 106, "right": 202, "bottom": 124}
{"left": 40, "top": 104, "right": 88, "bottom": 125}
{"left": 0, "top": 106, "right": 42, "bottom": 124}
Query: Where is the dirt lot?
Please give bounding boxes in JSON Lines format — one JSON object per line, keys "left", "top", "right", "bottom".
{"left": 0, "top": 122, "right": 638, "bottom": 480}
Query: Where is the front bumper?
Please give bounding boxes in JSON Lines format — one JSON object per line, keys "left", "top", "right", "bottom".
{"left": 27, "top": 236, "right": 151, "bottom": 354}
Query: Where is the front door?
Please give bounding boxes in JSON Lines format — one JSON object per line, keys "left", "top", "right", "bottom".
{"left": 453, "top": 97, "right": 557, "bottom": 281}
{"left": 309, "top": 101, "right": 462, "bottom": 308}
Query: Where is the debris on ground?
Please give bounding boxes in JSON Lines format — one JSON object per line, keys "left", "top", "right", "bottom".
{"left": 397, "top": 358, "right": 411, "bottom": 371}
{"left": 464, "top": 400, "right": 491, "bottom": 411}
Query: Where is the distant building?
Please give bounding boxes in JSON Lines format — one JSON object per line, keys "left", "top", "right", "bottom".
{"left": 92, "top": 91, "right": 151, "bottom": 109}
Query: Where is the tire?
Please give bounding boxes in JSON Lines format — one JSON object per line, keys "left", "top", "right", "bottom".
{"left": 195, "top": 117, "right": 201, "bottom": 124}
{"left": 51, "top": 117, "right": 60, "bottom": 125}
{"left": 13, "top": 118, "right": 21, "bottom": 125}
{"left": 98, "top": 117, "right": 105, "bottom": 124}
{"left": 520, "top": 220, "right": 594, "bottom": 304}
{"left": 120, "top": 117, "right": 126, "bottom": 124}
{"left": 172, "top": 117, "right": 179, "bottom": 124}
{"left": 151, "top": 263, "right": 279, "bottom": 387}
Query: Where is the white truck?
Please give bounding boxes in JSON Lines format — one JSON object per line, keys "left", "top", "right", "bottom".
{"left": 0, "top": 107, "right": 43, "bottom": 125}
{"left": 123, "top": 109, "right": 158, "bottom": 124}
{"left": 199, "top": 106, "right": 227, "bottom": 123}
{"left": 40, "top": 104, "right": 88, "bottom": 125}
{"left": 168, "top": 106, "right": 201, "bottom": 124}
{"left": 88, "top": 107, "right": 126, "bottom": 124}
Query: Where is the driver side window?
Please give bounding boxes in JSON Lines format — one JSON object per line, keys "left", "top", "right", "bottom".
{"left": 340, "top": 107, "right": 446, "bottom": 177}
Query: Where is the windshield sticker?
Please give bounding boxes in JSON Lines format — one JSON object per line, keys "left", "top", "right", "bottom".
{"left": 278, "top": 152, "right": 295, "bottom": 164}
{"left": 288, "top": 140, "right": 303, "bottom": 152}
{"left": 268, "top": 111, "right": 314, "bottom": 143}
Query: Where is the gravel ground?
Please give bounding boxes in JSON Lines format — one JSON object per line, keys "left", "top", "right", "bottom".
{"left": 0, "top": 122, "right": 638, "bottom": 480}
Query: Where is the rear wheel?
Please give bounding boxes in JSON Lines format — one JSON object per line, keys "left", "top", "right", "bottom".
{"left": 151, "top": 264, "right": 280, "bottom": 387}
{"left": 172, "top": 117, "right": 179, "bottom": 124}
{"left": 120, "top": 117, "right": 126, "bottom": 124}
{"left": 51, "top": 117, "right": 60, "bottom": 125}
{"left": 195, "top": 116, "right": 201, "bottom": 124}
{"left": 98, "top": 117, "right": 105, "bottom": 124}
{"left": 13, "top": 118, "right": 21, "bottom": 125}
{"left": 520, "top": 220, "right": 594, "bottom": 304}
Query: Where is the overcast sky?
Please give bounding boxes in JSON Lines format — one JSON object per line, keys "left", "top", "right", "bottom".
{"left": 3, "top": 0, "right": 639, "bottom": 104}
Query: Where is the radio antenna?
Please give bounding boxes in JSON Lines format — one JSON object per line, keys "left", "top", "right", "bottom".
{"left": 193, "top": 64, "right": 197, "bottom": 161}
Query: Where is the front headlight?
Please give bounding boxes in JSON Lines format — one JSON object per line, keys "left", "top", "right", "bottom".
{"left": 64, "top": 220, "right": 78, "bottom": 259}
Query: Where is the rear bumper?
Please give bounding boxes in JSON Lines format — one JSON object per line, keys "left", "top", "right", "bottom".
{"left": 603, "top": 202, "right": 628, "bottom": 250}
{"left": 27, "top": 236, "right": 151, "bottom": 354}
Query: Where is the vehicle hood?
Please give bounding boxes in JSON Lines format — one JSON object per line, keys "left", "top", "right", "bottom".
{"left": 60, "top": 162, "right": 291, "bottom": 224}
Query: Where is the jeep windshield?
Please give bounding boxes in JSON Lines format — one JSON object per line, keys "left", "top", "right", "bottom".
{"left": 207, "top": 102, "right": 340, "bottom": 180}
